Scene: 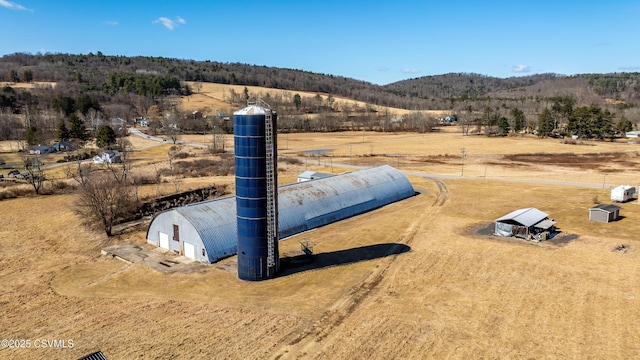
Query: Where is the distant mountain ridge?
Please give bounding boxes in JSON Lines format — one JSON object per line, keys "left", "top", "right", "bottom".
{"left": 1, "top": 52, "right": 638, "bottom": 111}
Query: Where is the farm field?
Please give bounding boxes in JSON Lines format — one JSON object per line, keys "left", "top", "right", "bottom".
{"left": 1, "top": 129, "right": 640, "bottom": 359}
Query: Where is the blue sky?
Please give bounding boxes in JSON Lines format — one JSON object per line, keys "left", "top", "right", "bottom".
{"left": 1, "top": 0, "right": 639, "bottom": 85}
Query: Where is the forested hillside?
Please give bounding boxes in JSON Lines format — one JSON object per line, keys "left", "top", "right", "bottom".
{"left": 0, "top": 52, "right": 639, "bottom": 144}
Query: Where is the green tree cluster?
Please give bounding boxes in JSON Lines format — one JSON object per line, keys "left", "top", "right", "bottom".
{"left": 104, "top": 72, "right": 182, "bottom": 97}
{"left": 568, "top": 105, "right": 615, "bottom": 140}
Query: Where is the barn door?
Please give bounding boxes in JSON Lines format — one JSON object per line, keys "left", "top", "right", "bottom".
{"left": 159, "top": 232, "right": 169, "bottom": 249}
{"left": 184, "top": 242, "right": 196, "bottom": 259}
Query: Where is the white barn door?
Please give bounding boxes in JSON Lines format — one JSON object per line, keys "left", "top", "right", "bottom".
{"left": 184, "top": 242, "right": 196, "bottom": 259}
{"left": 159, "top": 232, "right": 169, "bottom": 249}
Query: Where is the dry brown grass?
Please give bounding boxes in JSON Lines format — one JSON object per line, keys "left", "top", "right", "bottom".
{"left": 2, "top": 130, "right": 640, "bottom": 359}
{"left": 181, "top": 81, "right": 449, "bottom": 119}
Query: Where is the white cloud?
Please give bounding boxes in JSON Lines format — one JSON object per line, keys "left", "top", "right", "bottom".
{"left": 153, "top": 16, "right": 186, "bottom": 30}
{"left": 402, "top": 68, "right": 420, "bottom": 74}
{"left": 619, "top": 65, "right": 640, "bottom": 71}
{"left": 104, "top": 20, "right": 119, "bottom": 26}
{"left": 378, "top": 66, "right": 389, "bottom": 72}
{"left": 512, "top": 64, "right": 531, "bottom": 73}
{"left": 0, "top": 0, "right": 31, "bottom": 11}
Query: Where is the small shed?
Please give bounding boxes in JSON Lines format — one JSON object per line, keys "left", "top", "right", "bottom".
{"left": 297, "top": 170, "right": 334, "bottom": 183}
{"left": 589, "top": 204, "right": 621, "bottom": 223}
{"left": 495, "top": 207, "right": 556, "bottom": 241}
{"left": 111, "top": 117, "right": 125, "bottom": 128}
{"left": 611, "top": 185, "right": 635, "bottom": 203}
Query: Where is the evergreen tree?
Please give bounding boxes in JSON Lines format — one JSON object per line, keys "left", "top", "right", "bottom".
{"left": 568, "top": 105, "right": 613, "bottom": 139}
{"left": 22, "top": 70, "right": 33, "bottom": 82}
{"left": 537, "top": 108, "right": 555, "bottom": 137}
{"left": 75, "top": 94, "right": 100, "bottom": 116}
{"left": 617, "top": 115, "right": 633, "bottom": 134}
{"left": 510, "top": 107, "right": 525, "bottom": 133}
{"left": 95, "top": 125, "right": 117, "bottom": 148}
{"left": 293, "top": 93, "right": 301, "bottom": 111}
{"left": 8, "top": 69, "right": 18, "bottom": 82}
{"left": 497, "top": 117, "right": 510, "bottom": 135}
{"left": 69, "top": 113, "right": 87, "bottom": 141}
{"left": 55, "top": 120, "right": 70, "bottom": 142}
{"left": 26, "top": 126, "right": 41, "bottom": 145}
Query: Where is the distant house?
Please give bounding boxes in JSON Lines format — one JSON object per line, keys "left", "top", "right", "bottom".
{"left": 589, "top": 204, "right": 621, "bottom": 223}
{"left": 50, "top": 141, "right": 72, "bottom": 152}
{"left": 495, "top": 207, "right": 556, "bottom": 241}
{"left": 111, "top": 118, "right": 125, "bottom": 128}
{"left": 297, "top": 170, "right": 334, "bottom": 183}
{"left": 191, "top": 110, "right": 205, "bottom": 119}
{"left": 134, "top": 117, "right": 148, "bottom": 127}
{"left": 93, "top": 150, "right": 122, "bottom": 164}
{"left": 611, "top": 185, "right": 635, "bottom": 203}
{"left": 29, "top": 145, "right": 50, "bottom": 154}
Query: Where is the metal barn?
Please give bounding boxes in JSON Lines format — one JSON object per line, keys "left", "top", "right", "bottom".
{"left": 589, "top": 204, "right": 621, "bottom": 223}
{"left": 146, "top": 165, "right": 415, "bottom": 263}
{"left": 494, "top": 207, "right": 556, "bottom": 240}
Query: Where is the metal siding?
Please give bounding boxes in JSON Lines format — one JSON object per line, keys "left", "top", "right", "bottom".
{"left": 589, "top": 209, "right": 609, "bottom": 222}
{"left": 234, "top": 106, "right": 276, "bottom": 281}
{"left": 146, "top": 165, "right": 415, "bottom": 263}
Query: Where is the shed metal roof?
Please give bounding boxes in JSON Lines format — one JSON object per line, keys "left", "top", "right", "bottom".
{"left": 590, "top": 204, "right": 621, "bottom": 213}
{"left": 297, "top": 170, "right": 334, "bottom": 180}
{"left": 496, "top": 207, "right": 549, "bottom": 227}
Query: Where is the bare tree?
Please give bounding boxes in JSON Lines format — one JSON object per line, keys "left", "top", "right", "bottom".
{"left": 102, "top": 137, "right": 132, "bottom": 183}
{"left": 163, "top": 108, "right": 182, "bottom": 144}
{"left": 22, "top": 154, "right": 46, "bottom": 195}
{"left": 209, "top": 125, "right": 225, "bottom": 153}
{"left": 64, "top": 153, "right": 92, "bottom": 187}
{"left": 74, "top": 172, "right": 134, "bottom": 237}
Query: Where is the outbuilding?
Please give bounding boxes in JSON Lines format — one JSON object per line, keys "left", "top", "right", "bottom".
{"left": 296, "top": 170, "right": 334, "bottom": 182}
{"left": 146, "top": 165, "right": 415, "bottom": 263}
{"left": 495, "top": 207, "right": 556, "bottom": 241}
{"left": 589, "top": 204, "right": 621, "bottom": 223}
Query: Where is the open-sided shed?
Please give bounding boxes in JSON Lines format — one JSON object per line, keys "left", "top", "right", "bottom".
{"left": 589, "top": 204, "right": 621, "bottom": 223}
{"left": 146, "top": 165, "right": 415, "bottom": 263}
{"left": 495, "top": 207, "right": 556, "bottom": 240}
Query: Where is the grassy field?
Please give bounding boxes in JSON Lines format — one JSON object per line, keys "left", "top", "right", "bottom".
{"left": 1, "top": 128, "right": 640, "bottom": 359}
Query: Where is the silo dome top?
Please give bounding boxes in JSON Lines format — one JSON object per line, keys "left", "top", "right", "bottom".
{"left": 234, "top": 100, "right": 272, "bottom": 116}
{"left": 234, "top": 104, "right": 269, "bottom": 116}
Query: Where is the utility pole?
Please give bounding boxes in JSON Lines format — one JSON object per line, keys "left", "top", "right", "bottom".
{"left": 461, "top": 148, "right": 466, "bottom": 176}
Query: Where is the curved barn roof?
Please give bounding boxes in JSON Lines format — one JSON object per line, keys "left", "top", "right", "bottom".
{"left": 147, "top": 165, "right": 415, "bottom": 263}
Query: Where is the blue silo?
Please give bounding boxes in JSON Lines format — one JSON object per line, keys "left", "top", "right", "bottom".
{"left": 234, "top": 100, "right": 279, "bottom": 281}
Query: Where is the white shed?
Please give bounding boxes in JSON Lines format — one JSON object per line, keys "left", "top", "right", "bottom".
{"left": 297, "top": 170, "right": 334, "bottom": 182}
